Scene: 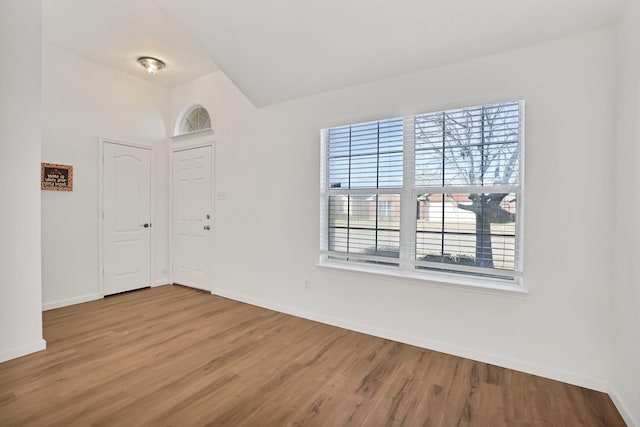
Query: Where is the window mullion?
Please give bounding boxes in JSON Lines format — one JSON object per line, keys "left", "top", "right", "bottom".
{"left": 375, "top": 123, "right": 380, "bottom": 255}
{"left": 440, "top": 113, "right": 446, "bottom": 261}
{"left": 400, "top": 116, "right": 416, "bottom": 271}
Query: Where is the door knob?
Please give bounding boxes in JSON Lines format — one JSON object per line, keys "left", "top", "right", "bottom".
{"left": 203, "top": 225, "right": 211, "bottom": 230}
{"left": 142, "top": 223, "right": 150, "bottom": 228}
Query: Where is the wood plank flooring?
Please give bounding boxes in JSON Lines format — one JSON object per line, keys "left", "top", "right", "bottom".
{"left": 0, "top": 285, "right": 626, "bottom": 426}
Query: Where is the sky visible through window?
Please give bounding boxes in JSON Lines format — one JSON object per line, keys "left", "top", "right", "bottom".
{"left": 328, "top": 102, "right": 519, "bottom": 189}
{"left": 328, "top": 118, "right": 403, "bottom": 189}
{"left": 415, "top": 102, "right": 520, "bottom": 188}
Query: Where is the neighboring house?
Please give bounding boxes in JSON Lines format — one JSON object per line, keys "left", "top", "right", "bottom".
{"left": 329, "top": 194, "right": 400, "bottom": 221}
{"left": 417, "top": 193, "right": 516, "bottom": 222}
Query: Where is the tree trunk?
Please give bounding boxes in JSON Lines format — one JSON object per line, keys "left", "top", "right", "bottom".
{"left": 475, "top": 196, "right": 494, "bottom": 269}
{"left": 448, "top": 193, "right": 515, "bottom": 269}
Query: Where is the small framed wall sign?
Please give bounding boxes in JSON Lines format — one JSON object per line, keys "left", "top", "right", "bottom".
{"left": 41, "top": 163, "right": 73, "bottom": 191}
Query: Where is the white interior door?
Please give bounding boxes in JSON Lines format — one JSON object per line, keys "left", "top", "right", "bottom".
{"left": 172, "top": 145, "right": 213, "bottom": 291}
{"left": 103, "top": 142, "right": 151, "bottom": 295}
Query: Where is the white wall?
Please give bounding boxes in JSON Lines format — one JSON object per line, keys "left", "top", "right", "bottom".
{"left": 170, "top": 29, "right": 617, "bottom": 391}
{"left": 611, "top": 1, "right": 640, "bottom": 425}
{"left": 0, "top": 0, "right": 46, "bottom": 362}
{"left": 41, "top": 45, "right": 171, "bottom": 309}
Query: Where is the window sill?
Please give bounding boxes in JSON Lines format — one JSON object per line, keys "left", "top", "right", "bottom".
{"left": 316, "top": 259, "right": 528, "bottom": 297}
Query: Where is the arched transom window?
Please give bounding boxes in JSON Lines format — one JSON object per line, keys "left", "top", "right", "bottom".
{"left": 178, "top": 105, "right": 211, "bottom": 135}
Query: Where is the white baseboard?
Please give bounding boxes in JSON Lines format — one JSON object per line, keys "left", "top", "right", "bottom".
{"left": 212, "top": 288, "right": 608, "bottom": 393}
{"left": 609, "top": 384, "right": 638, "bottom": 427}
{"left": 42, "top": 293, "right": 103, "bottom": 311}
{"left": 0, "top": 339, "right": 47, "bottom": 363}
{"left": 152, "top": 279, "right": 171, "bottom": 287}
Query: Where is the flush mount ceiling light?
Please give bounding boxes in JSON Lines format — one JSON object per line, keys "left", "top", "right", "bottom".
{"left": 137, "top": 56, "right": 165, "bottom": 74}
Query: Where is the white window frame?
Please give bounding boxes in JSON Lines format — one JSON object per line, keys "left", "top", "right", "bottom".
{"left": 174, "top": 104, "right": 212, "bottom": 137}
{"left": 319, "top": 101, "right": 525, "bottom": 293}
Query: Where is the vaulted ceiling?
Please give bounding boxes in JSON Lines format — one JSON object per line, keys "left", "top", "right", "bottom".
{"left": 44, "top": 0, "right": 629, "bottom": 106}
{"left": 43, "top": 0, "right": 219, "bottom": 88}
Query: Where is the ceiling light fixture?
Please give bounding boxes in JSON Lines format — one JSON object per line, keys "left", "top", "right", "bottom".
{"left": 137, "top": 56, "right": 165, "bottom": 74}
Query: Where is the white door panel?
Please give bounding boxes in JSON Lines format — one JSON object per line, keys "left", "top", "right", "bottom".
{"left": 172, "top": 146, "right": 213, "bottom": 291}
{"left": 104, "top": 143, "right": 151, "bottom": 295}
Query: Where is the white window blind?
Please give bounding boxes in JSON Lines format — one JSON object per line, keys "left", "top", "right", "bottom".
{"left": 320, "top": 100, "right": 524, "bottom": 283}
{"left": 321, "top": 119, "right": 403, "bottom": 265}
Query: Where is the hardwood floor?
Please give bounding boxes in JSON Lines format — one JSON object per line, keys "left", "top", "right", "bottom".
{"left": 0, "top": 285, "right": 625, "bottom": 426}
